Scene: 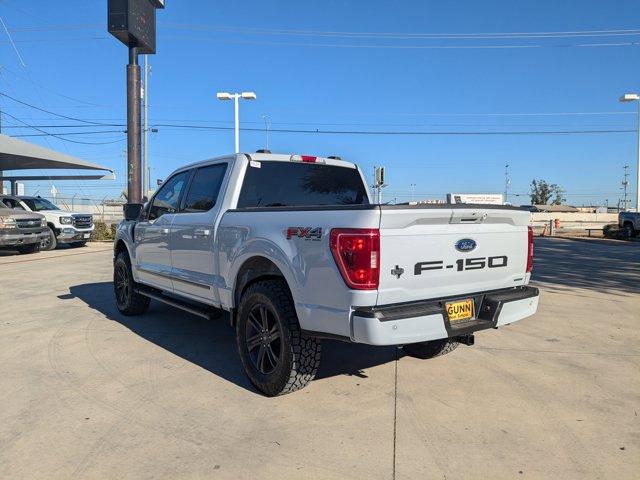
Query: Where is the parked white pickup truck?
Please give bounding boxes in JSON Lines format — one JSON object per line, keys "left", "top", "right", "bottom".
{"left": 618, "top": 210, "right": 639, "bottom": 238}
{"left": 17, "top": 196, "right": 94, "bottom": 250}
{"left": 114, "top": 152, "right": 539, "bottom": 396}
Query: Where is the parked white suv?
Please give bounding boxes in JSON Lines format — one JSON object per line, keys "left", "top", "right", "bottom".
{"left": 18, "top": 196, "right": 94, "bottom": 250}
{"left": 114, "top": 152, "right": 539, "bottom": 396}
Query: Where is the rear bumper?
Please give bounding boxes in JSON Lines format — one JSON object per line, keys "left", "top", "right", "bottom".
{"left": 0, "top": 229, "right": 48, "bottom": 247}
{"left": 350, "top": 286, "right": 539, "bottom": 346}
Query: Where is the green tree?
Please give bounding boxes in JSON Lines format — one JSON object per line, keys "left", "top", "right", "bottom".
{"left": 530, "top": 179, "right": 566, "bottom": 205}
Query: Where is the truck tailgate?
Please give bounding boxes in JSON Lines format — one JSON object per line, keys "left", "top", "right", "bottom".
{"left": 377, "top": 206, "right": 531, "bottom": 306}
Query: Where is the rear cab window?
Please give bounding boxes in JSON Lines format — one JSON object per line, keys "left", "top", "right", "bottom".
{"left": 237, "top": 161, "right": 369, "bottom": 208}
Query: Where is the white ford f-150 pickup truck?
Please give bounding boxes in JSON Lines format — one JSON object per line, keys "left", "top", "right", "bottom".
{"left": 114, "top": 152, "right": 539, "bottom": 396}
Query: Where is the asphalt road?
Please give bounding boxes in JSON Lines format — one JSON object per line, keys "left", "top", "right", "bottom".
{"left": 0, "top": 238, "right": 638, "bottom": 479}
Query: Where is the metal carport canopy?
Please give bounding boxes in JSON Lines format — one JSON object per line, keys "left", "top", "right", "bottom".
{"left": 0, "top": 134, "right": 114, "bottom": 175}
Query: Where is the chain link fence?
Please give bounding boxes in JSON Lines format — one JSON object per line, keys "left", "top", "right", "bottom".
{"left": 40, "top": 195, "right": 124, "bottom": 223}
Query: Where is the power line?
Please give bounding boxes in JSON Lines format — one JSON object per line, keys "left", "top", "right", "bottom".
{"left": 168, "top": 35, "right": 640, "bottom": 50}
{"left": 0, "top": 16, "right": 26, "bottom": 66}
{"left": 13, "top": 129, "right": 124, "bottom": 137}
{"left": 4, "top": 112, "right": 125, "bottom": 145}
{"left": 152, "top": 123, "right": 636, "bottom": 136}
{"left": 163, "top": 24, "right": 640, "bottom": 40}
{"left": 0, "top": 92, "right": 117, "bottom": 126}
{"left": 0, "top": 66, "right": 108, "bottom": 106}
{"left": 9, "top": 122, "right": 635, "bottom": 137}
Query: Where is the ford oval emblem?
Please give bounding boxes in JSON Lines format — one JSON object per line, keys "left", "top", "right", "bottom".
{"left": 455, "top": 238, "right": 477, "bottom": 252}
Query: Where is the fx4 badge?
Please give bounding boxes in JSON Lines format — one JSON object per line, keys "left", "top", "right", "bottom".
{"left": 286, "top": 227, "right": 322, "bottom": 241}
{"left": 391, "top": 265, "right": 405, "bottom": 279}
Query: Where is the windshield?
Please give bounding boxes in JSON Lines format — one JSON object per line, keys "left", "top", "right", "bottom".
{"left": 23, "top": 198, "right": 60, "bottom": 211}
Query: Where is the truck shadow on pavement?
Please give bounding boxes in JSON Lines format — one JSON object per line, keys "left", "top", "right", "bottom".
{"left": 63, "top": 282, "right": 398, "bottom": 395}
{"left": 531, "top": 238, "right": 640, "bottom": 295}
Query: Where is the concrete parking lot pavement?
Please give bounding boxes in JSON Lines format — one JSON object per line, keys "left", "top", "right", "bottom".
{"left": 0, "top": 239, "right": 638, "bottom": 479}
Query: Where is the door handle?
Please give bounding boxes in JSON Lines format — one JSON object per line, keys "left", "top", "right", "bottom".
{"left": 194, "top": 228, "right": 211, "bottom": 237}
{"left": 160, "top": 228, "right": 170, "bottom": 235}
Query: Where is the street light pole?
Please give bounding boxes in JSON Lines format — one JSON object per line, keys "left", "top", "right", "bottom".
{"left": 263, "top": 114, "right": 269, "bottom": 150}
{"left": 619, "top": 93, "right": 640, "bottom": 211}
{"left": 217, "top": 91, "right": 257, "bottom": 153}
{"left": 234, "top": 94, "right": 239, "bottom": 153}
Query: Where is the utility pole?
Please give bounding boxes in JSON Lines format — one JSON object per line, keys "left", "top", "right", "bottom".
{"left": 142, "top": 55, "right": 150, "bottom": 199}
{"left": 409, "top": 183, "right": 416, "bottom": 203}
{"left": 504, "top": 163, "right": 510, "bottom": 203}
{"left": 622, "top": 164, "right": 630, "bottom": 211}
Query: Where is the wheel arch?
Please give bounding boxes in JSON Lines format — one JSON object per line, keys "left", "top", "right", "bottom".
{"left": 232, "top": 256, "right": 294, "bottom": 325}
{"left": 114, "top": 238, "right": 131, "bottom": 260}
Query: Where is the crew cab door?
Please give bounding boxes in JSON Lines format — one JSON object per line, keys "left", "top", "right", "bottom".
{"left": 135, "top": 170, "right": 190, "bottom": 291}
{"left": 170, "top": 163, "right": 228, "bottom": 303}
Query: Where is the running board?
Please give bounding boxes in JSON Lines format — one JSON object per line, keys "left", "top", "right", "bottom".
{"left": 135, "top": 288, "right": 222, "bottom": 320}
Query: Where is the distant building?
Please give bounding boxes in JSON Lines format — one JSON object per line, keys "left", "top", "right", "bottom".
{"left": 447, "top": 193, "right": 504, "bottom": 205}
{"left": 532, "top": 204, "right": 579, "bottom": 213}
{"left": 415, "top": 199, "right": 447, "bottom": 205}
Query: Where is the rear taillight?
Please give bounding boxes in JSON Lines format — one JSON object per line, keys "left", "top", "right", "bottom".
{"left": 526, "top": 226, "right": 534, "bottom": 273}
{"left": 330, "top": 228, "right": 380, "bottom": 290}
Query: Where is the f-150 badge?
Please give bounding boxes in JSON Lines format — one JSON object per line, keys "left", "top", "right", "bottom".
{"left": 286, "top": 227, "right": 322, "bottom": 241}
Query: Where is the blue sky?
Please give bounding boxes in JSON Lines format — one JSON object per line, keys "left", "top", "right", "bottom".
{"left": 1, "top": 0, "right": 639, "bottom": 206}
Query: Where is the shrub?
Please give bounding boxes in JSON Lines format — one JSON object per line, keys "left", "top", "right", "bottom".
{"left": 602, "top": 224, "right": 627, "bottom": 240}
{"left": 92, "top": 221, "right": 116, "bottom": 241}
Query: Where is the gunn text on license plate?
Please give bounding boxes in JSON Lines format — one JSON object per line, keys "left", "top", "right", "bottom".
{"left": 445, "top": 299, "right": 474, "bottom": 323}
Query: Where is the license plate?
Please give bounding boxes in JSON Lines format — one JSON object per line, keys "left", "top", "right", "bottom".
{"left": 83, "top": 233, "right": 90, "bottom": 239}
{"left": 445, "top": 299, "right": 474, "bottom": 323}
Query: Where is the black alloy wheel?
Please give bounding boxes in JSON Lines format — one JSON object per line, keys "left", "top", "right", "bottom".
{"left": 245, "top": 304, "right": 283, "bottom": 375}
{"left": 113, "top": 252, "right": 150, "bottom": 315}
{"left": 236, "top": 280, "right": 322, "bottom": 396}
{"left": 114, "top": 261, "right": 131, "bottom": 308}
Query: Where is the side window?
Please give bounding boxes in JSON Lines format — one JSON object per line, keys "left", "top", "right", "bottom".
{"left": 181, "top": 164, "right": 227, "bottom": 213}
{"left": 149, "top": 170, "right": 190, "bottom": 220}
{"left": 2, "top": 198, "right": 23, "bottom": 210}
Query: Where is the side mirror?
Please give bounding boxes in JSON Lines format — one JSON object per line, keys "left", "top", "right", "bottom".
{"left": 123, "top": 203, "right": 143, "bottom": 221}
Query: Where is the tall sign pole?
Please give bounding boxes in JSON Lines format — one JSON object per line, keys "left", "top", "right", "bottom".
{"left": 127, "top": 46, "right": 142, "bottom": 203}
{"left": 108, "top": 0, "right": 165, "bottom": 205}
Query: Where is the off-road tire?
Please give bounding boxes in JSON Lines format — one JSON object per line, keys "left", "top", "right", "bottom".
{"left": 17, "top": 243, "right": 41, "bottom": 254}
{"left": 236, "top": 280, "right": 321, "bottom": 396}
{"left": 623, "top": 223, "right": 637, "bottom": 239}
{"left": 403, "top": 338, "right": 459, "bottom": 359}
{"left": 114, "top": 251, "right": 150, "bottom": 315}
{"left": 41, "top": 227, "right": 57, "bottom": 251}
